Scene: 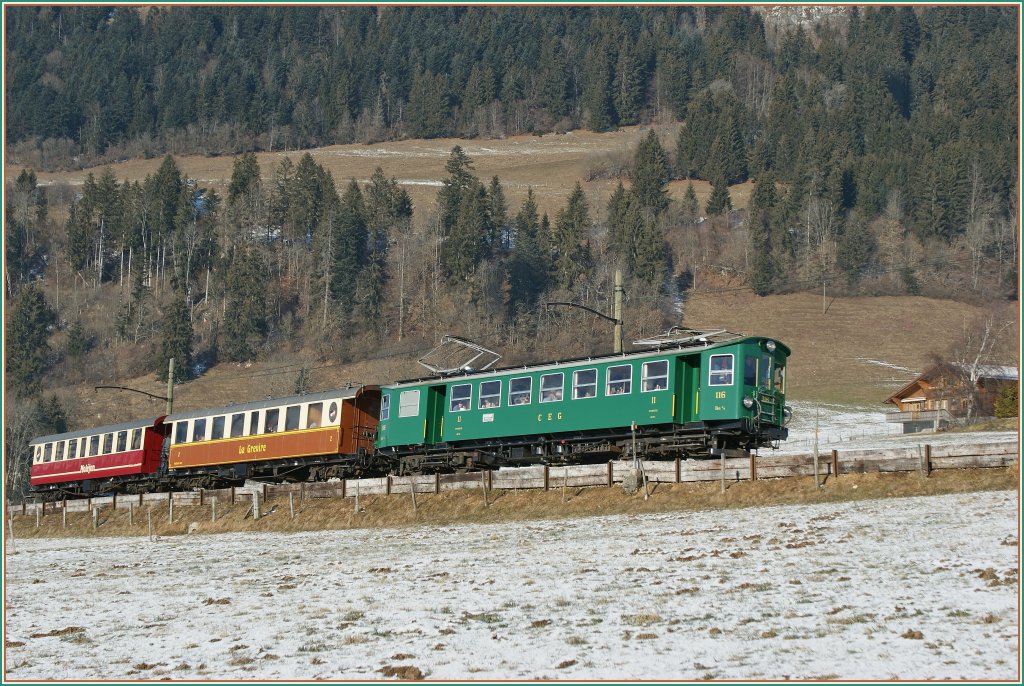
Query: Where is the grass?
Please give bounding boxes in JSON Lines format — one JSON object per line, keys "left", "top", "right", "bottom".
{"left": 8, "top": 464, "right": 1016, "bottom": 540}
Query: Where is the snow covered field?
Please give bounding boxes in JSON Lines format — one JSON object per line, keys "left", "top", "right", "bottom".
{"left": 4, "top": 490, "right": 1019, "bottom": 681}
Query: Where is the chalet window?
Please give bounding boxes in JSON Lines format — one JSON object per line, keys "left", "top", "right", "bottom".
{"left": 607, "top": 365, "right": 632, "bottom": 395}
{"left": 642, "top": 360, "right": 669, "bottom": 392}
{"left": 450, "top": 384, "right": 472, "bottom": 412}
{"left": 479, "top": 380, "right": 501, "bottom": 409}
{"left": 211, "top": 416, "right": 225, "bottom": 440}
{"left": 573, "top": 369, "right": 597, "bottom": 399}
{"left": 285, "top": 405, "right": 301, "bottom": 431}
{"left": 509, "top": 377, "right": 532, "bottom": 405}
{"left": 399, "top": 390, "right": 420, "bottom": 418}
{"left": 709, "top": 354, "right": 734, "bottom": 386}
{"left": 540, "top": 373, "right": 563, "bottom": 403}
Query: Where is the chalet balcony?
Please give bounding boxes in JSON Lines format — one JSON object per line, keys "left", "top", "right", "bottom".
{"left": 885, "top": 409, "right": 953, "bottom": 423}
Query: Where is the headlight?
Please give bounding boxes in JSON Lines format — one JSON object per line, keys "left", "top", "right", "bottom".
{"left": 765, "top": 340, "right": 777, "bottom": 353}
{"left": 743, "top": 397, "right": 754, "bottom": 409}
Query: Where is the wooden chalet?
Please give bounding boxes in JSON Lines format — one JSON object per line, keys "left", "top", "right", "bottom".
{"left": 885, "top": 363, "right": 1018, "bottom": 433}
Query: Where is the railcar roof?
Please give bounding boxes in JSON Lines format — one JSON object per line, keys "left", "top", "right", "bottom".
{"left": 164, "top": 385, "right": 375, "bottom": 423}
{"left": 387, "top": 336, "right": 788, "bottom": 387}
{"left": 30, "top": 416, "right": 163, "bottom": 446}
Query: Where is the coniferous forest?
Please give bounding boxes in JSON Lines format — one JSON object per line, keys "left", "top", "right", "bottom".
{"left": 3, "top": 5, "right": 1019, "bottom": 435}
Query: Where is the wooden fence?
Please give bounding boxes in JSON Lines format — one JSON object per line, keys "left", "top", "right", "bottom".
{"left": 7, "top": 440, "right": 1017, "bottom": 517}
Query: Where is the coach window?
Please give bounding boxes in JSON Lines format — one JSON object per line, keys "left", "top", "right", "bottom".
{"left": 116, "top": 431, "right": 128, "bottom": 452}
{"left": 249, "top": 411, "right": 261, "bottom": 436}
{"left": 211, "top": 416, "right": 225, "bottom": 440}
{"left": 102, "top": 433, "right": 114, "bottom": 454}
{"left": 450, "top": 384, "right": 472, "bottom": 412}
{"left": 573, "top": 369, "right": 597, "bottom": 399}
{"left": 174, "top": 422, "right": 188, "bottom": 445}
{"left": 55, "top": 441, "right": 65, "bottom": 461}
{"left": 642, "top": 361, "right": 669, "bottom": 392}
{"left": 379, "top": 396, "right": 390, "bottom": 421}
{"left": 192, "top": 418, "right": 207, "bottom": 442}
{"left": 43, "top": 443, "right": 53, "bottom": 462}
{"left": 130, "top": 429, "right": 142, "bottom": 451}
{"left": 398, "top": 390, "right": 420, "bottom": 418}
{"left": 540, "top": 373, "right": 563, "bottom": 403}
{"left": 68, "top": 439, "right": 78, "bottom": 461}
{"left": 265, "top": 408, "right": 280, "bottom": 433}
{"left": 709, "top": 354, "right": 734, "bottom": 386}
{"left": 509, "top": 377, "right": 532, "bottom": 405}
{"left": 607, "top": 365, "right": 632, "bottom": 395}
{"left": 307, "top": 402, "right": 324, "bottom": 428}
{"left": 479, "top": 380, "right": 501, "bottom": 409}
{"left": 88, "top": 434, "right": 99, "bottom": 456}
{"left": 231, "top": 413, "right": 245, "bottom": 438}
{"left": 285, "top": 405, "right": 301, "bottom": 431}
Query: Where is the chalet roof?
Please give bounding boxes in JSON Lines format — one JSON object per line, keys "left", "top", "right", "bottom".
{"left": 884, "top": 363, "right": 1019, "bottom": 405}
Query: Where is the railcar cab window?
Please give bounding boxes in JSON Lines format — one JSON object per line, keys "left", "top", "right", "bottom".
{"left": 509, "top": 377, "right": 532, "bottom": 405}
{"left": 398, "top": 390, "right": 419, "bottom": 418}
{"left": 573, "top": 369, "right": 598, "bottom": 399}
{"left": 265, "top": 409, "right": 280, "bottom": 433}
{"left": 709, "top": 354, "right": 734, "bottom": 386}
{"left": 540, "top": 373, "right": 563, "bottom": 402}
{"left": 450, "top": 384, "right": 472, "bottom": 412}
{"left": 307, "top": 402, "right": 323, "bottom": 428}
{"left": 131, "top": 429, "right": 142, "bottom": 450}
{"left": 760, "top": 354, "right": 772, "bottom": 387}
{"left": 211, "top": 416, "right": 225, "bottom": 440}
{"left": 744, "top": 357, "right": 757, "bottom": 386}
{"left": 379, "top": 395, "right": 391, "bottom": 421}
{"left": 285, "top": 405, "right": 301, "bottom": 431}
{"left": 774, "top": 363, "right": 785, "bottom": 393}
{"left": 642, "top": 360, "right": 669, "bottom": 392}
{"left": 479, "top": 380, "right": 501, "bottom": 409}
{"left": 607, "top": 365, "right": 632, "bottom": 395}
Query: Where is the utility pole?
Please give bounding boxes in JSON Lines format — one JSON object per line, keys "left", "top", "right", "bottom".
{"left": 546, "top": 269, "right": 625, "bottom": 354}
{"left": 94, "top": 357, "right": 174, "bottom": 415}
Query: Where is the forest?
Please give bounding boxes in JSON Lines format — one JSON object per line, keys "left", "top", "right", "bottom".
{"left": 3, "top": 5, "right": 1019, "bottom": 440}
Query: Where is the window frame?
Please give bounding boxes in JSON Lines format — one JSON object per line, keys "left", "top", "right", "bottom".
{"left": 540, "top": 373, "right": 564, "bottom": 403}
{"left": 478, "top": 380, "right": 502, "bottom": 409}
{"left": 43, "top": 443, "right": 52, "bottom": 462}
{"left": 708, "top": 353, "right": 735, "bottom": 387}
{"left": 54, "top": 441, "right": 65, "bottom": 461}
{"left": 192, "top": 418, "right": 207, "bottom": 443}
{"left": 572, "top": 368, "right": 598, "bottom": 400}
{"left": 248, "top": 410, "right": 261, "bottom": 436}
{"left": 264, "top": 408, "right": 280, "bottom": 434}
{"left": 211, "top": 416, "right": 225, "bottom": 440}
{"left": 89, "top": 434, "right": 101, "bottom": 456}
{"left": 230, "top": 413, "right": 245, "bottom": 438}
{"left": 641, "top": 360, "right": 669, "bottom": 393}
{"left": 450, "top": 383, "right": 472, "bottom": 413}
{"left": 379, "top": 395, "right": 390, "bottom": 421}
{"left": 606, "top": 364, "right": 632, "bottom": 396}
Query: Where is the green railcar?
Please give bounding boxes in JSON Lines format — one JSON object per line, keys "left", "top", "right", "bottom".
{"left": 375, "top": 336, "right": 790, "bottom": 473}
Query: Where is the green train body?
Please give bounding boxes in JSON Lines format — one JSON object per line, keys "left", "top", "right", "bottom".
{"left": 375, "top": 336, "right": 790, "bottom": 473}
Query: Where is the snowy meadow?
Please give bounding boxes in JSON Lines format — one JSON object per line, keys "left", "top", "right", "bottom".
{"left": 3, "top": 489, "right": 1019, "bottom": 681}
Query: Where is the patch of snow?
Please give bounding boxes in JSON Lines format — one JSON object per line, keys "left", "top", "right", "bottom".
{"left": 4, "top": 491, "right": 1018, "bottom": 680}
{"left": 855, "top": 358, "right": 917, "bottom": 374}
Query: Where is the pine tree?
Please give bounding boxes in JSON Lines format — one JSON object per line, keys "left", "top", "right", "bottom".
{"left": 614, "top": 40, "right": 644, "bottom": 126}
{"left": 437, "top": 146, "right": 477, "bottom": 238}
{"left": 487, "top": 176, "right": 510, "bottom": 252}
{"left": 746, "top": 173, "right": 780, "bottom": 296}
{"left": 157, "top": 291, "right": 194, "bottom": 383}
{"left": 222, "top": 249, "right": 268, "bottom": 362}
{"left": 507, "top": 189, "right": 549, "bottom": 314}
{"left": 632, "top": 129, "right": 670, "bottom": 214}
{"left": 33, "top": 395, "right": 69, "bottom": 436}
{"left": 331, "top": 179, "right": 369, "bottom": 317}
{"left": 5, "top": 285, "right": 55, "bottom": 398}
{"left": 65, "top": 320, "right": 93, "bottom": 359}
{"left": 441, "top": 180, "right": 489, "bottom": 282}
{"left": 836, "top": 210, "right": 878, "bottom": 286}
{"left": 582, "top": 42, "right": 616, "bottom": 132}
{"left": 227, "top": 152, "right": 261, "bottom": 206}
{"left": 552, "top": 183, "right": 593, "bottom": 290}
{"left": 681, "top": 183, "right": 700, "bottom": 224}
{"left": 705, "top": 175, "right": 732, "bottom": 217}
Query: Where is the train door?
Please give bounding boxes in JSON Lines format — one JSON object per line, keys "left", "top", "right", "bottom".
{"left": 349, "top": 386, "right": 382, "bottom": 453}
{"left": 424, "top": 384, "right": 447, "bottom": 444}
{"left": 673, "top": 353, "right": 701, "bottom": 424}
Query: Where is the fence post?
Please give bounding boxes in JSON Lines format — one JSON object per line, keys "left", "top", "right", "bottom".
{"left": 544, "top": 465, "right": 550, "bottom": 491}
{"left": 199, "top": 489, "right": 204, "bottom": 507}
{"left": 168, "top": 496, "right": 174, "bottom": 524}
{"left": 924, "top": 444, "right": 932, "bottom": 477}
{"left": 607, "top": 461, "right": 614, "bottom": 488}
{"left": 832, "top": 450, "right": 839, "bottom": 479}
{"left": 386, "top": 475, "right": 392, "bottom": 496}
{"left": 435, "top": 472, "right": 440, "bottom": 494}
{"left": 289, "top": 493, "right": 295, "bottom": 519}
{"left": 675, "top": 457, "right": 681, "bottom": 483}
{"left": 92, "top": 507, "right": 98, "bottom": 530}
{"left": 300, "top": 482, "right": 305, "bottom": 502}
{"left": 720, "top": 452, "right": 726, "bottom": 494}
{"left": 410, "top": 479, "right": 417, "bottom": 512}
{"left": 562, "top": 467, "right": 568, "bottom": 503}
{"left": 212, "top": 498, "right": 217, "bottom": 522}
{"left": 128, "top": 503, "right": 134, "bottom": 527}
{"left": 147, "top": 507, "right": 153, "bottom": 540}
{"left": 230, "top": 487, "right": 236, "bottom": 505}
{"left": 35, "top": 505, "right": 40, "bottom": 528}
{"left": 252, "top": 491, "right": 260, "bottom": 520}
{"left": 749, "top": 453, "right": 756, "bottom": 481}
{"left": 481, "top": 471, "right": 489, "bottom": 508}
{"left": 112, "top": 492, "right": 117, "bottom": 511}
{"left": 63, "top": 502, "right": 67, "bottom": 529}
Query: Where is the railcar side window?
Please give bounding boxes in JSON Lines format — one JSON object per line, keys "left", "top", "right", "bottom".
{"left": 90, "top": 434, "right": 100, "bottom": 456}
{"left": 379, "top": 396, "right": 390, "bottom": 421}
{"left": 774, "top": 363, "right": 785, "bottom": 393}
{"left": 479, "top": 380, "right": 501, "bottom": 409}
{"left": 231, "top": 413, "right": 245, "bottom": 438}
{"left": 509, "top": 377, "right": 532, "bottom": 405}
{"left": 174, "top": 422, "right": 188, "bottom": 445}
{"left": 642, "top": 361, "right": 669, "bottom": 392}
{"left": 744, "top": 357, "right": 757, "bottom": 386}
{"left": 607, "top": 365, "right": 632, "bottom": 395}
{"left": 116, "top": 431, "right": 128, "bottom": 452}
{"left": 265, "top": 409, "right": 280, "bottom": 433}
{"left": 398, "top": 391, "right": 420, "bottom": 418}
{"left": 192, "top": 418, "right": 207, "bottom": 442}
{"left": 540, "top": 373, "right": 563, "bottom": 402}
{"left": 249, "top": 411, "right": 260, "bottom": 436}
{"left": 307, "top": 402, "right": 324, "bottom": 428}
{"left": 68, "top": 439, "right": 78, "bottom": 460}
{"left": 709, "top": 354, "right": 734, "bottom": 386}
{"left": 102, "top": 433, "right": 114, "bottom": 454}
{"left": 284, "top": 405, "right": 299, "bottom": 431}
{"left": 450, "top": 384, "right": 472, "bottom": 412}
{"left": 573, "top": 369, "right": 597, "bottom": 399}
{"left": 130, "top": 429, "right": 142, "bottom": 450}
{"left": 55, "top": 441, "right": 65, "bottom": 461}
{"left": 211, "top": 416, "right": 225, "bottom": 440}
{"left": 43, "top": 443, "right": 52, "bottom": 462}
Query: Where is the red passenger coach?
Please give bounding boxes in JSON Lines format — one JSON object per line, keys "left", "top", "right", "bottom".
{"left": 29, "top": 417, "right": 168, "bottom": 498}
